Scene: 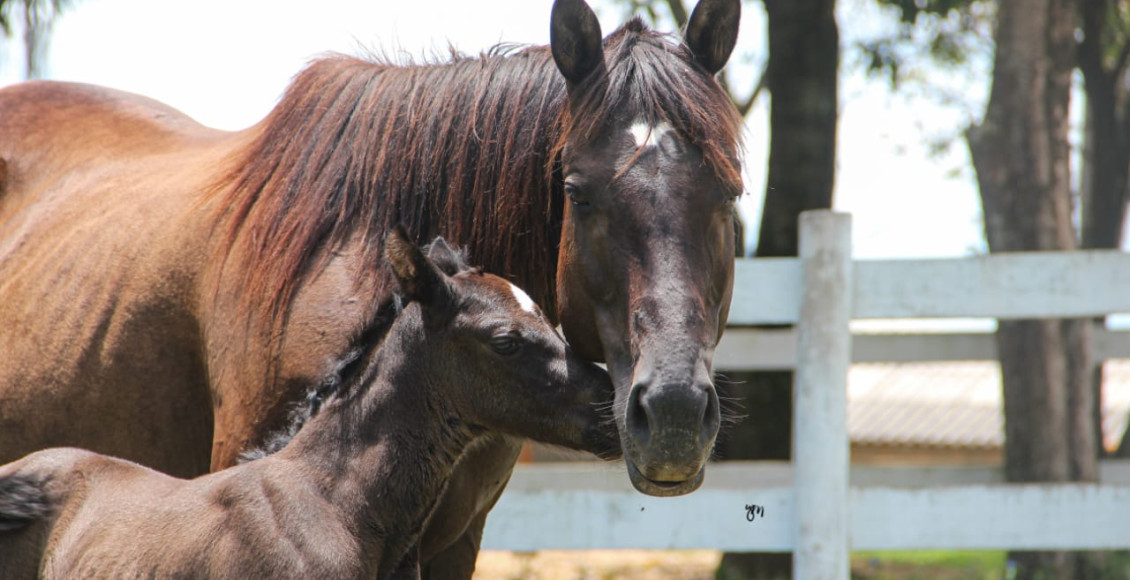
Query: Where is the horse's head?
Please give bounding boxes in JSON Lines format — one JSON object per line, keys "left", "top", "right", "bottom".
{"left": 384, "top": 227, "right": 620, "bottom": 459}
{"left": 550, "top": 0, "right": 742, "bottom": 496}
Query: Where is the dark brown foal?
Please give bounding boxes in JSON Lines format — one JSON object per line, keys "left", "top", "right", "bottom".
{"left": 0, "top": 228, "right": 619, "bottom": 580}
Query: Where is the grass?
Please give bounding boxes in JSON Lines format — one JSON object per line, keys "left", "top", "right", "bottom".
{"left": 472, "top": 550, "right": 1130, "bottom": 579}
{"left": 851, "top": 550, "right": 1007, "bottom": 580}
{"left": 853, "top": 550, "right": 1130, "bottom": 580}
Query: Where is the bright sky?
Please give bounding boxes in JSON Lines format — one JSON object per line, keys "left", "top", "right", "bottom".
{"left": 0, "top": 0, "right": 988, "bottom": 260}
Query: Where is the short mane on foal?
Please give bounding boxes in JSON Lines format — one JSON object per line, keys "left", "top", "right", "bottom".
{"left": 209, "top": 17, "right": 742, "bottom": 345}
{"left": 239, "top": 238, "right": 475, "bottom": 462}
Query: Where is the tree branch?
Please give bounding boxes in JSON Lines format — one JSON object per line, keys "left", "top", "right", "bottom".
{"left": 1115, "top": 40, "right": 1130, "bottom": 83}
{"left": 1078, "top": 0, "right": 1110, "bottom": 86}
{"left": 662, "top": 0, "right": 689, "bottom": 30}
{"left": 727, "top": 60, "right": 769, "bottom": 118}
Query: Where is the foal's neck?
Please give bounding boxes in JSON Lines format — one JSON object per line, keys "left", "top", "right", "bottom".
{"left": 274, "top": 318, "right": 472, "bottom": 571}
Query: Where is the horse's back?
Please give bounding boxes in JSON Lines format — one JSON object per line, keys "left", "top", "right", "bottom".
{"left": 0, "top": 448, "right": 193, "bottom": 580}
{"left": 0, "top": 80, "right": 227, "bottom": 217}
{"left": 0, "top": 447, "right": 142, "bottom": 507}
{"left": 0, "top": 80, "right": 220, "bottom": 159}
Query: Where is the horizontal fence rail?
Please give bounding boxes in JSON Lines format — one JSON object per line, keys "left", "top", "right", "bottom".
{"left": 482, "top": 461, "right": 1130, "bottom": 552}
{"left": 728, "top": 250, "right": 1130, "bottom": 325}
{"left": 714, "top": 327, "right": 1130, "bottom": 370}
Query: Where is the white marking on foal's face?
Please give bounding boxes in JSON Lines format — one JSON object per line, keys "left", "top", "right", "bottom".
{"left": 508, "top": 283, "right": 539, "bottom": 315}
{"left": 628, "top": 121, "right": 674, "bottom": 149}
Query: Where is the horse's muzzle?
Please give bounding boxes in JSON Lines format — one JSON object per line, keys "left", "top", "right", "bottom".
{"left": 621, "top": 373, "right": 719, "bottom": 496}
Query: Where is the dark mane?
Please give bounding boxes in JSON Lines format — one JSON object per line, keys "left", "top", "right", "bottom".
{"left": 210, "top": 17, "right": 742, "bottom": 355}
{"left": 210, "top": 46, "right": 566, "bottom": 346}
{"left": 237, "top": 295, "right": 401, "bottom": 462}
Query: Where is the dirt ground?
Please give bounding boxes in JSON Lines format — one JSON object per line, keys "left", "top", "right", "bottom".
{"left": 472, "top": 550, "right": 722, "bottom": 580}
{"left": 472, "top": 550, "right": 1011, "bottom": 580}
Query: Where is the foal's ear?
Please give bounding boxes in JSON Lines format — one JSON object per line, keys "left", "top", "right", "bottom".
{"left": 385, "top": 226, "right": 455, "bottom": 324}
{"left": 425, "top": 237, "right": 465, "bottom": 276}
{"left": 684, "top": 0, "right": 740, "bottom": 75}
{"left": 551, "top": 0, "right": 604, "bottom": 87}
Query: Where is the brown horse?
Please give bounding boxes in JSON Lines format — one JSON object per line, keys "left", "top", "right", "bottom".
{"left": 0, "top": 228, "right": 620, "bottom": 580}
{"left": 0, "top": 0, "right": 741, "bottom": 574}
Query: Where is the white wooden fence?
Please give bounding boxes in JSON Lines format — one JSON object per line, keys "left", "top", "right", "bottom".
{"left": 481, "top": 210, "right": 1130, "bottom": 579}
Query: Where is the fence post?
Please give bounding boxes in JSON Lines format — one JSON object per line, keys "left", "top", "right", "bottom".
{"left": 793, "top": 210, "right": 853, "bottom": 580}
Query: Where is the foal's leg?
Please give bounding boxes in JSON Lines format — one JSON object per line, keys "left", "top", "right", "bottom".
{"left": 387, "top": 543, "right": 421, "bottom": 580}
{"left": 420, "top": 505, "right": 494, "bottom": 580}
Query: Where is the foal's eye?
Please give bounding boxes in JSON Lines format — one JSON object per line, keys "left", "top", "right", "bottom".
{"left": 489, "top": 335, "right": 521, "bottom": 356}
{"left": 563, "top": 183, "right": 590, "bottom": 207}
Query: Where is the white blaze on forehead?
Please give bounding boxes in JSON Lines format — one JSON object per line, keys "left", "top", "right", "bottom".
{"left": 628, "top": 121, "right": 674, "bottom": 149}
{"left": 508, "top": 283, "right": 539, "bottom": 314}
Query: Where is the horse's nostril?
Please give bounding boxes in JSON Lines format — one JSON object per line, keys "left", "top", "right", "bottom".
{"left": 626, "top": 384, "right": 651, "bottom": 450}
{"left": 700, "top": 383, "right": 720, "bottom": 443}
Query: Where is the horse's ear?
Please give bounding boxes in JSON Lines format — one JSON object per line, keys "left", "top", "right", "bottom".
{"left": 551, "top": 0, "right": 604, "bottom": 87}
{"left": 425, "top": 237, "right": 465, "bottom": 276}
{"left": 385, "top": 226, "right": 455, "bottom": 325}
{"left": 683, "top": 0, "right": 740, "bottom": 75}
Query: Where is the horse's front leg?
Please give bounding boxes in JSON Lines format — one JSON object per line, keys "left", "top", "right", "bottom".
{"left": 417, "top": 434, "right": 522, "bottom": 580}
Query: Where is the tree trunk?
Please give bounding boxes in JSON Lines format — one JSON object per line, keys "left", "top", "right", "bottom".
{"left": 966, "top": 0, "right": 1100, "bottom": 577}
{"left": 1078, "top": 0, "right": 1130, "bottom": 254}
{"left": 716, "top": 1, "right": 837, "bottom": 579}
{"left": 1078, "top": 0, "right": 1130, "bottom": 459}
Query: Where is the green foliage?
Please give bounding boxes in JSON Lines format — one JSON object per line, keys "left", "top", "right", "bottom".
{"left": 618, "top": 0, "right": 667, "bottom": 23}
{"left": 852, "top": 551, "right": 1130, "bottom": 580}
{"left": 858, "top": 0, "right": 994, "bottom": 88}
{"left": 0, "top": 0, "right": 78, "bottom": 79}
{"left": 1092, "top": 0, "right": 1130, "bottom": 71}
{"left": 0, "top": 0, "right": 12, "bottom": 36}
{"left": 0, "top": 0, "right": 67, "bottom": 36}
{"left": 879, "top": 0, "right": 980, "bottom": 26}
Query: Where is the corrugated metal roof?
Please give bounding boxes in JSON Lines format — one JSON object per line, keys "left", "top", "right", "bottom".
{"left": 848, "top": 360, "right": 1130, "bottom": 451}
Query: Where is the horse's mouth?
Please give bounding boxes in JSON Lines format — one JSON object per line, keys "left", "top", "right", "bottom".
{"left": 625, "top": 459, "right": 705, "bottom": 497}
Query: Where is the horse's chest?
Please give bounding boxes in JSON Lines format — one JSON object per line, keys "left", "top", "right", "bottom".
{"left": 419, "top": 435, "right": 523, "bottom": 559}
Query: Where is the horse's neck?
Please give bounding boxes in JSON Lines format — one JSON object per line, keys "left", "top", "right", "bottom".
{"left": 274, "top": 332, "right": 471, "bottom": 560}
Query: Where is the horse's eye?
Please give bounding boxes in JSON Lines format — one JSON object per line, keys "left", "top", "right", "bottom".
{"left": 563, "top": 183, "right": 590, "bottom": 207}
{"left": 490, "top": 335, "right": 521, "bottom": 356}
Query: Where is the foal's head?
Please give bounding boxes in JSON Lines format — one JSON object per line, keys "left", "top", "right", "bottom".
{"left": 383, "top": 227, "right": 620, "bottom": 457}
